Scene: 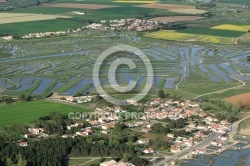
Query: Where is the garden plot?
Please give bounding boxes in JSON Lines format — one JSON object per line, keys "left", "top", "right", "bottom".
{"left": 240, "top": 62, "right": 250, "bottom": 69}
{"left": 85, "top": 86, "right": 95, "bottom": 94}
{"left": 134, "top": 76, "right": 146, "bottom": 89}
{"left": 49, "top": 82, "right": 66, "bottom": 93}
{"left": 198, "top": 64, "right": 220, "bottom": 82}
{"left": 64, "top": 78, "right": 93, "bottom": 95}
{"left": 178, "top": 48, "right": 186, "bottom": 59}
{"left": 230, "top": 54, "right": 250, "bottom": 61}
{"left": 219, "top": 63, "right": 238, "bottom": 75}
{"left": 0, "top": 80, "right": 12, "bottom": 88}
{"left": 0, "top": 68, "right": 21, "bottom": 77}
{"left": 235, "top": 75, "right": 250, "bottom": 81}
{"left": 225, "top": 50, "right": 250, "bottom": 61}
{"left": 209, "top": 64, "right": 233, "bottom": 82}
{"left": 32, "top": 78, "right": 54, "bottom": 95}
{"left": 223, "top": 50, "right": 244, "bottom": 58}
{"left": 153, "top": 76, "right": 161, "bottom": 90}
{"left": 155, "top": 48, "right": 178, "bottom": 57}
{"left": 200, "top": 49, "right": 208, "bottom": 56}
{"left": 143, "top": 49, "right": 164, "bottom": 60}
{"left": 178, "top": 47, "right": 190, "bottom": 60}
{"left": 13, "top": 77, "right": 39, "bottom": 91}
{"left": 164, "top": 78, "right": 175, "bottom": 88}
{"left": 190, "top": 47, "right": 201, "bottom": 57}
{"left": 230, "top": 63, "right": 248, "bottom": 73}
{"left": 217, "top": 48, "right": 234, "bottom": 56}
{"left": 207, "top": 50, "right": 215, "bottom": 56}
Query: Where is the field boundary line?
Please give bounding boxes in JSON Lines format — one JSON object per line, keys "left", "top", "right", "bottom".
{"left": 175, "top": 65, "right": 198, "bottom": 97}
{"left": 193, "top": 74, "right": 246, "bottom": 99}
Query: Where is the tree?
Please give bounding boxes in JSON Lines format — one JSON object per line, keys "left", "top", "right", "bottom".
{"left": 114, "top": 123, "right": 126, "bottom": 132}
{"left": 130, "top": 157, "right": 148, "bottom": 166}
{"left": 158, "top": 90, "right": 165, "bottom": 98}
{"left": 5, "top": 158, "right": 14, "bottom": 166}
{"left": 16, "top": 154, "right": 27, "bottom": 166}
{"left": 122, "top": 153, "right": 132, "bottom": 161}
{"left": 18, "top": 94, "right": 26, "bottom": 101}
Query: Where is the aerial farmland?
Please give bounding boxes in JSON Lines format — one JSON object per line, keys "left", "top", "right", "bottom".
{"left": 0, "top": 0, "right": 250, "bottom": 165}
{"left": 0, "top": 29, "right": 249, "bottom": 99}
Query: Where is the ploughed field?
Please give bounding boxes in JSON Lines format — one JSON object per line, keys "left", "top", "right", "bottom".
{"left": 224, "top": 93, "right": 250, "bottom": 107}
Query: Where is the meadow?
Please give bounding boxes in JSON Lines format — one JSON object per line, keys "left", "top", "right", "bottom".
{"left": 211, "top": 24, "right": 250, "bottom": 32}
{"left": 0, "top": 0, "right": 208, "bottom": 35}
{"left": 178, "top": 28, "right": 245, "bottom": 38}
{"left": 0, "top": 20, "right": 84, "bottom": 35}
{"left": 144, "top": 30, "right": 236, "bottom": 44}
{"left": 0, "top": 13, "right": 70, "bottom": 24}
{"left": 0, "top": 100, "right": 90, "bottom": 126}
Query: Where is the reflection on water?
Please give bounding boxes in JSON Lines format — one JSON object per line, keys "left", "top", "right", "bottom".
{"left": 182, "top": 148, "right": 250, "bottom": 166}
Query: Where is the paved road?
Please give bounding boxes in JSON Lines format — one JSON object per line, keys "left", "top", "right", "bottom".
{"left": 229, "top": 114, "right": 250, "bottom": 140}
{"left": 152, "top": 132, "right": 222, "bottom": 166}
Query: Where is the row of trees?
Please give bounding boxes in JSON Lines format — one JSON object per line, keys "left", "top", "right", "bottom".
{"left": 200, "top": 96, "right": 243, "bottom": 123}
{"left": 0, "top": 136, "right": 137, "bottom": 166}
{"left": 158, "top": 89, "right": 183, "bottom": 101}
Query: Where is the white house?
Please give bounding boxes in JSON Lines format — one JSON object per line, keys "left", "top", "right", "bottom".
{"left": 143, "top": 148, "right": 154, "bottom": 154}
{"left": 19, "top": 142, "right": 28, "bottom": 147}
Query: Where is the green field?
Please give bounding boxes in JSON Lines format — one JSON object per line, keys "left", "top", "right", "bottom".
{"left": 0, "top": 100, "right": 90, "bottom": 126}
{"left": 0, "top": 20, "right": 84, "bottom": 35}
{"left": 178, "top": 27, "right": 246, "bottom": 38}
{"left": 219, "top": 0, "right": 250, "bottom": 4}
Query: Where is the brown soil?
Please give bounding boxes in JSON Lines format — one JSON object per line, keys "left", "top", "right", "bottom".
{"left": 224, "top": 93, "right": 250, "bottom": 107}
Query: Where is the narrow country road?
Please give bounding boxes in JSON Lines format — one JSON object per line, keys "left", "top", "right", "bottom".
{"left": 193, "top": 74, "right": 246, "bottom": 99}
{"left": 228, "top": 113, "right": 250, "bottom": 140}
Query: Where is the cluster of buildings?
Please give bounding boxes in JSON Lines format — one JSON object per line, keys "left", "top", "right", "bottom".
{"left": 1, "top": 17, "right": 165, "bottom": 40}
{"left": 17, "top": 97, "right": 234, "bottom": 159}
{"left": 22, "top": 31, "right": 67, "bottom": 39}
{"left": 18, "top": 127, "right": 47, "bottom": 146}
{"left": 62, "top": 124, "right": 94, "bottom": 138}
{"left": 59, "top": 95, "right": 94, "bottom": 104}
{"left": 85, "top": 18, "right": 162, "bottom": 31}
{"left": 140, "top": 98, "right": 202, "bottom": 120}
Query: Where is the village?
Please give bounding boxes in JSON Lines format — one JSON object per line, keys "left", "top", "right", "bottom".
{"left": 1, "top": 18, "right": 163, "bottom": 40}
{"left": 16, "top": 95, "right": 235, "bottom": 165}
{"left": 85, "top": 18, "right": 162, "bottom": 31}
